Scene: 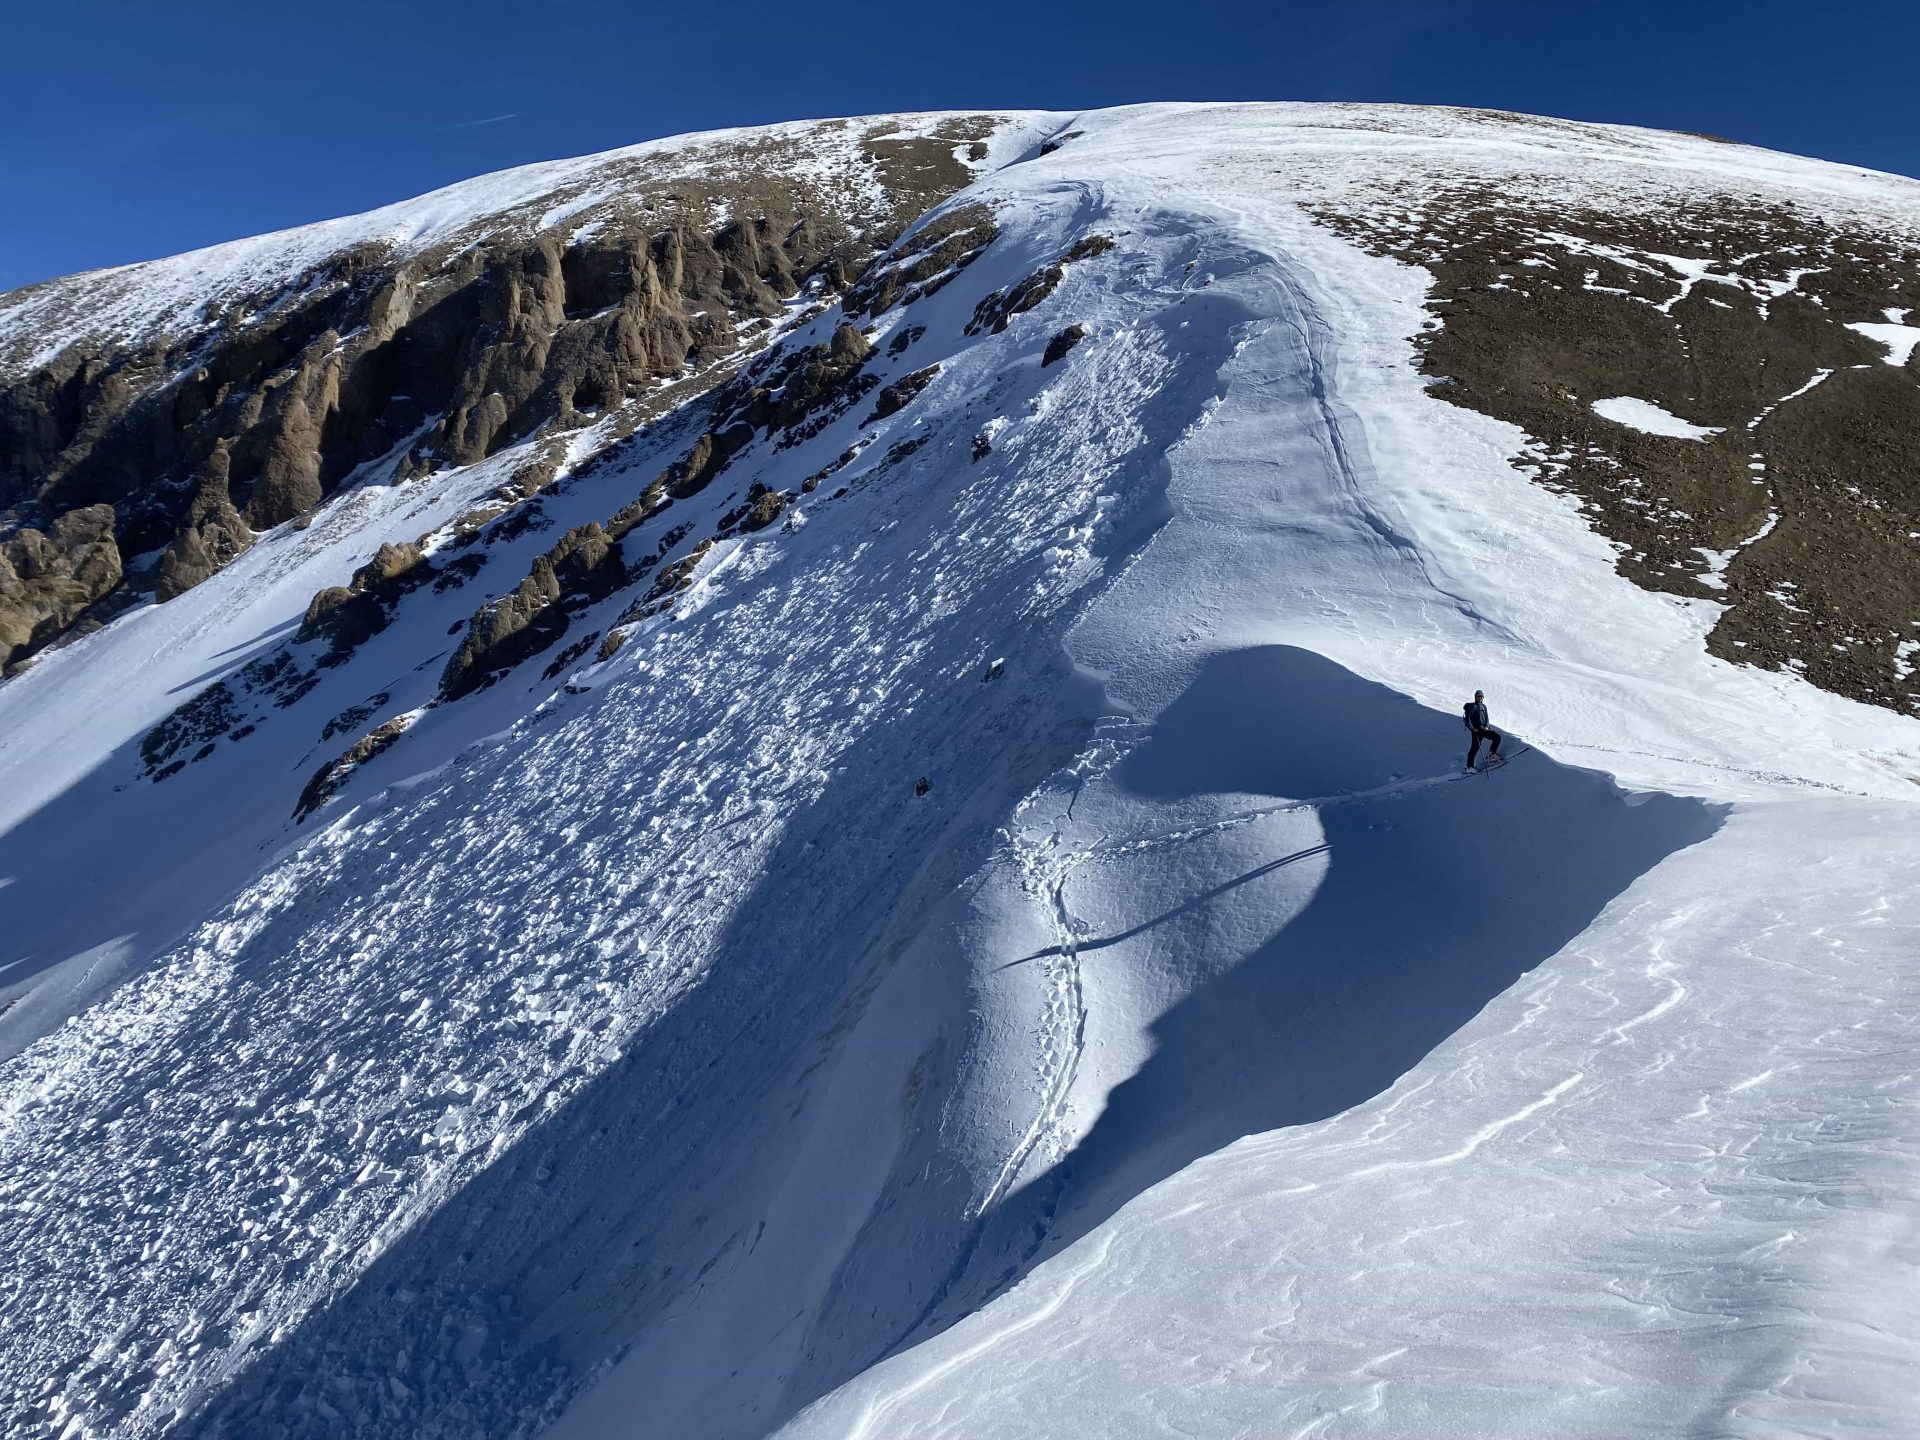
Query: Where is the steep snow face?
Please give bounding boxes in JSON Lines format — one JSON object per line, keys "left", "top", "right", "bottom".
{"left": 1, "top": 103, "right": 1918, "bottom": 1440}
{"left": 774, "top": 801, "right": 1920, "bottom": 1440}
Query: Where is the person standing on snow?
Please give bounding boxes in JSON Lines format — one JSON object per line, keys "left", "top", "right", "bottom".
{"left": 1464, "top": 689, "right": 1502, "bottom": 771}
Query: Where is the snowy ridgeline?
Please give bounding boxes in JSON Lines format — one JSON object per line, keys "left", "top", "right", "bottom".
{"left": 1, "top": 104, "right": 1919, "bottom": 1440}
{"left": 0, "top": 111, "right": 1054, "bottom": 374}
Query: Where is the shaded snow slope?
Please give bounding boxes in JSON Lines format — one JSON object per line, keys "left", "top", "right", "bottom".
{"left": 1, "top": 103, "right": 1917, "bottom": 1440}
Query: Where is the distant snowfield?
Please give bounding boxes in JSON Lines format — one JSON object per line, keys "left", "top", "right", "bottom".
{"left": 1590, "top": 394, "right": 1725, "bottom": 439}
{"left": 2, "top": 102, "right": 1919, "bottom": 1440}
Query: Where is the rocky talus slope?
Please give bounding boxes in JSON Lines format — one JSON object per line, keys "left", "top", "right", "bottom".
{"left": 1314, "top": 172, "right": 1920, "bottom": 709}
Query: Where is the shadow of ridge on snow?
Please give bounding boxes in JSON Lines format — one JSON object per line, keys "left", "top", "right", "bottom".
{"left": 165, "top": 661, "right": 1089, "bottom": 1440}
{"left": 164, "top": 207, "right": 1285, "bottom": 1440}
{"left": 937, "top": 644, "right": 1724, "bottom": 1333}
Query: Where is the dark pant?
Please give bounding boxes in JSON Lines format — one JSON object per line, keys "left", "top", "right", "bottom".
{"left": 1467, "top": 725, "right": 1502, "bottom": 767}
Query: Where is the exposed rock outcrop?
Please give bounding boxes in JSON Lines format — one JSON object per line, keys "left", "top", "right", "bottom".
{"left": 742, "top": 489, "right": 788, "bottom": 531}
{"left": 439, "top": 524, "right": 629, "bottom": 700}
{"left": 0, "top": 116, "right": 1009, "bottom": 666}
{"left": 966, "top": 233, "right": 1113, "bottom": 336}
{"left": 1042, "top": 324, "right": 1087, "bottom": 367}
{"left": 845, "top": 205, "right": 999, "bottom": 318}
{"left": 0, "top": 502, "right": 120, "bottom": 668}
{"left": 294, "top": 714, "right": 415, "bottom": 821}
{"left": 718, "top": 483, "right": 790, "bottom": 535}
{"left": 432, "top": 305, "right": 897, "bottom": 700}
{"left": 156, "top": 447, "right": 253, "bottom": 600}
{"left": 298, "top": 541, "right": 433, "bottom": 656}
{"left": 862, "top": 364, "right": 941, "bottom": 424}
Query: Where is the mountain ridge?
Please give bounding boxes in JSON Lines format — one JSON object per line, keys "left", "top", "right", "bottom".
{"left": 0, "top": 111, "right": 1058, "bottom": 671}
{"left": 1, "top": 102, "right": 1917, "bottom": 1440}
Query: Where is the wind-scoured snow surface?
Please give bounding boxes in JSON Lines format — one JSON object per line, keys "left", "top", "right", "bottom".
{"left": 3, "top": 104, "right": 1920, "bottom": 1440}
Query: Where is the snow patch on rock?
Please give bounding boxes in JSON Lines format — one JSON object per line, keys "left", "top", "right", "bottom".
{"left": 1590, "top": 395, "right": 1724, "bottom": 439}
{"left": 1847, "top": 319, "right": 1920, "bottom": 366}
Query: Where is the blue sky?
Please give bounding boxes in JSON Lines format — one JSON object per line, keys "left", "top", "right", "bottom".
{"left": 4, "top": 0, "right": 1915, "bottom": 292}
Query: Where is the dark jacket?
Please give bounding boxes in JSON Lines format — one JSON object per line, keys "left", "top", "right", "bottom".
{"left": 1464, "top": 700, "right": 1489, "bottom": 731}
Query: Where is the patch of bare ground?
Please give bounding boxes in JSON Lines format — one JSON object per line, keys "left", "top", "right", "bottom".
{"left": 1313, "top": 189, "right": 1920, "bottom": 713}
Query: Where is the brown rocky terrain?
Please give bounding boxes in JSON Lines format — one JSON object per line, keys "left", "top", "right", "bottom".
{"left": 79, "top": 118, "right": 1046, "bottom": 803}
{"left": 0, "top": 503, "right": 120, "bottom": 665}
{"left": 1314, "top": 192, "right": 1920, "bottom": 712}
{"left": 0, "top": 115, "right": 1007, "bottom": 671}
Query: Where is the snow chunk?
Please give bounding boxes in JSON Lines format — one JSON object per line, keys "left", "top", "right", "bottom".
{"left": 1589, "top": 396, "right": 1724, "bottom": 440}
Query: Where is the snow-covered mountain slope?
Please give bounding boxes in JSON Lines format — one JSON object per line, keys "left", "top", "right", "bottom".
{"left": 0, "top": 112, "right": 1044, "bottom": 371}
{"left": 0, "top": 110, "right": 1051, "bottom": 670}
{"left": 2, "top": 103, "right": 1918, "bottom": 1440}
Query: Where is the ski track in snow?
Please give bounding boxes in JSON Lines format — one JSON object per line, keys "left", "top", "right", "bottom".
{"left": 980, "top": 742, "right": 1503, "bottom": 1238}
{"left": 2, "top": 102, "right": 1919, "bottom": 1440}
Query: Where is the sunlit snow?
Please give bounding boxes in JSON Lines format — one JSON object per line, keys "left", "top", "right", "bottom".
{"left": 3, "top": 102, "right": 1919, "bottom": 1440}
{"left": 1847, "top": 318, "right": 1920, "bottom": 367}
{"left": 1590, "top": 395, "right": 1725, "bottom": 439}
